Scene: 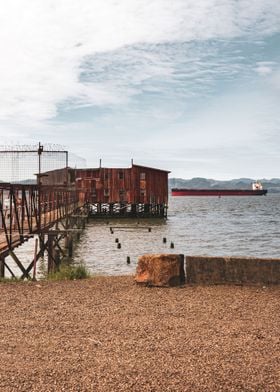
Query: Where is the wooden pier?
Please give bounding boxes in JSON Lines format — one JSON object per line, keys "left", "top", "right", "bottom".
{"left": 0, "top": 145, "right": 170, "bottom": 278}
{"left": 0, "top": 183, "right": 88, "bottom": 279}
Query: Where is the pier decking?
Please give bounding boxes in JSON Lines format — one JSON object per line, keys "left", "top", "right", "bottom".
{"left": 0, "top": 183, "right": 86, "bottom": 278}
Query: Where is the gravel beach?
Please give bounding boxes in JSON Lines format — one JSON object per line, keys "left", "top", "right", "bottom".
{"left": 0, "top": 276, "right": 279, "bottom": 392}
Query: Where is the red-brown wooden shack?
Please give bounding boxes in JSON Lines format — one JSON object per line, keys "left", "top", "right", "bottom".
{"left": 39, "top": 164, "right": 170, "bottom": 217}
{"left": 75, "top": 164, "right": 169, "bottom": 204}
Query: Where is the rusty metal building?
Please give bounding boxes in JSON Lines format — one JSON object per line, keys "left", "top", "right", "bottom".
{"left": 39, "top": 164, "right": 170, "bottom": 218}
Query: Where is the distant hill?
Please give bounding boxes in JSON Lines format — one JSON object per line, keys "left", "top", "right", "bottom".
{"left": 169, "top": 177, "right": 280, "bottom": 193}
{"left": 0, "top": 179, "right": 37, "bottom": 185}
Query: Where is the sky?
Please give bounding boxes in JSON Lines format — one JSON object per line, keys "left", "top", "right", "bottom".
{"left": 0, "top": 0, "right": 280, "bottom": 179}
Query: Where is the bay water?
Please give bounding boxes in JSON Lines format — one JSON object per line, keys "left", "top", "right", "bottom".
{"left": 5, "top": 195, "right": 280, "bottom": 277}
{"left": 73, "top": 195, "right": 280, "bottom": 275}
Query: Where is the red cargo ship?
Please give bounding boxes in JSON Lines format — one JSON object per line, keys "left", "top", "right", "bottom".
{"left": 171, "top": 182, "right": 267, "bottom": 197}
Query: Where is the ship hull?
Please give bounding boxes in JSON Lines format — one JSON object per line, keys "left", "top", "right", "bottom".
{"left": 171, "top": 189, "right": 268, "bottom": 196}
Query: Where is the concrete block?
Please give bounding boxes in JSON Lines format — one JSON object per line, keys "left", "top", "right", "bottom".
{"left": 186, "top": 255, "right": 280, "bottom": 285}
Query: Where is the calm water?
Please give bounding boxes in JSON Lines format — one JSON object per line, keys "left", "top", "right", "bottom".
{"left": 5, "top": 195, "right": 280, "bottom": 276}
{"left": 73, "top": 195, "right": 280, "bottom": 275}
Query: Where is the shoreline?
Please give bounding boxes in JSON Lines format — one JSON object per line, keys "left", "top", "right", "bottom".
{"left": 1, "top": 276, "right": 279, "bottom": 391}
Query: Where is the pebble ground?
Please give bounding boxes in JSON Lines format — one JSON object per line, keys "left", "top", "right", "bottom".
{"left": 0, "top": 276, "right": 279, "bottom": 392}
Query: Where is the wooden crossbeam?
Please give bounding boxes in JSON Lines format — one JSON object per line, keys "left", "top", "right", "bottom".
{"left": 9, "top": 250, "right": 31, "bottom": 280}
{"left": 3, "top": 260, "right": 16, "bottom": 278}
{"left": 110, "top": 226, "right": 151, "bottom": 230}
{"left": 21, "top": 243, "right": 46, "bottom": 279}
{"left": 41, "top": 229, "right": 82, "bottom": 234}
{"left": 70, "top": 214, "right": 88, "bottom": 218}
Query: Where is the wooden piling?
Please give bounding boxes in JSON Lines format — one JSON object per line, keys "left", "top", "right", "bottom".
{"left": 68, "top": 234, "right": 73, "bottom": 257}
{"left": 54, "top": 249, "right": 61, "bottom": 270}
{"left": 0, "top": 257, "right": 5, "bottom": 278}
{"left": 48, "top": 234, "right": 54, "bottom": 273}
{"left": 32, "top": 238, "right": 38, "bottom": 280}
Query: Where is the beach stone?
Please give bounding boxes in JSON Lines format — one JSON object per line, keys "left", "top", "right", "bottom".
{"left": 135, "top": 254, "right": 185, "bottom": 287}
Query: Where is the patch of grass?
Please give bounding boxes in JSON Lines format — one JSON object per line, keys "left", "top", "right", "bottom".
{"left": 48, "top": 263, "right": 90, "bottom": 281}
{"left": 0, "top": 277, "right": 20, "bottom": 283}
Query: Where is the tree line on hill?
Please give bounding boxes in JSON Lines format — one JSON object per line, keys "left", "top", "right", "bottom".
{"left": 2, "top": 176, "right": 280, "bottom": 193}
{"left": 169, "top": 177, "right": 280, "bottom": 193}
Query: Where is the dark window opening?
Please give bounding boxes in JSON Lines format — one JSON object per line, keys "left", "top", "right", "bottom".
{"left": 69, "top": 170, "right": 75, "bottom": 183}
{"left": 119, "top": 171, "right": 124, "bottom": 180}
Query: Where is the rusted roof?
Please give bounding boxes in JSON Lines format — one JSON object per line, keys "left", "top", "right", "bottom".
{"left": 132, "top": 164, "right": 171, "bottom": 173}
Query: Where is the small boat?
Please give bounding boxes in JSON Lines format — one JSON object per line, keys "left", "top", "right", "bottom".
{"left": 171, "top": 181, "right": 268, "bottom": 197}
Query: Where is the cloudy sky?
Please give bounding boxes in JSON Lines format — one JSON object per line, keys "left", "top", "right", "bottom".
{"left": 0, "top": 0, "right": 280, "bottom": 179}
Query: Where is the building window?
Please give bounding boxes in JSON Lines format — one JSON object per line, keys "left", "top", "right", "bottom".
{"left": 140, "top": 190, "right": 146, "bottom": 197}
{"left": 119, "top": 189, "right": 126, "bottom": 202}
{"left": 69, "top": 170, "right": 75, "bottom": 183}
{"left": 104, "top": 189, "right": 110, "bottom": 197}
{"left": 140, "top": 172, "right": 146, "bottom": 180}
{"left": 119, "top": 171, "right": 124, "bottom": 180}
{"left": 105, "top": 172, "right": 110, "bottom": 180}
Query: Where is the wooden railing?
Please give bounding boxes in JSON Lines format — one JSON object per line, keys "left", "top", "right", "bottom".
{"left": 0, "top": 184, "right": 82, "bottom": 257}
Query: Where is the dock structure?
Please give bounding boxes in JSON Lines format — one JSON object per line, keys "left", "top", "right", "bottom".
{"left": 0, "top": 145, "right": 170, "bottom": 278}
{"left": 39, "top": 163, "right": 170, "bottom": 218}
{"left": 0, "top": 182, "right": 88, "bottom": 279}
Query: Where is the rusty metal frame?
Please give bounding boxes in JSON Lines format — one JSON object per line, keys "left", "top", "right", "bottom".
{"left": 0, "top": 183, "right": 80, "bottom": 258}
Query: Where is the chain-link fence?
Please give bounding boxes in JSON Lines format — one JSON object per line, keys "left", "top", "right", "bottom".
{"left": 0, "top": 143, "right": 86, "bottom": 183}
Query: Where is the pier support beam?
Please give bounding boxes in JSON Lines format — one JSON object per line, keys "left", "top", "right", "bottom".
{"left": 0, "top": 208, "right": 88, "bottom": 279}
{"left": 88, "top": 203, "right": 168, "bottom": 218}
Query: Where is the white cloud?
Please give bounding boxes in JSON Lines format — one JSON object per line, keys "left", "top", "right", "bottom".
{"left": 255, "top": 66, "right": 272, "bottom": 76}
{"left": 0, "top": 0, "right": 279, "bottom": 124}
{"left": 255, "top": 61, "right": 276, "bottom": 76}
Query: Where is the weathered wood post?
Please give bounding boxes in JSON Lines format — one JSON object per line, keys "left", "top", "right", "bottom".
{"left": 47, "top": 234, "right": 54, "bottom": 273}
{"left": 144, "top": 204, "right": 150, "bottom": 214}
{"left": 68, "top": 234, "right": 73, "bottom": 257}
{"left": 39, "top": 234, "right": 46, "bottom": 257}
{"left": 54, "top": 249, "right": 61, "bottom": 270}
{"left": 131, "top": 204, "right": 137, "bottom": 216}
{"left": 0, "top": 256, "right": 5, "bottom": 278}
{"left": 32, "top": 238, "right": 38, "bottom": 280}
{"left": 82, "top": 217, "right": 86, "bottom": 230}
